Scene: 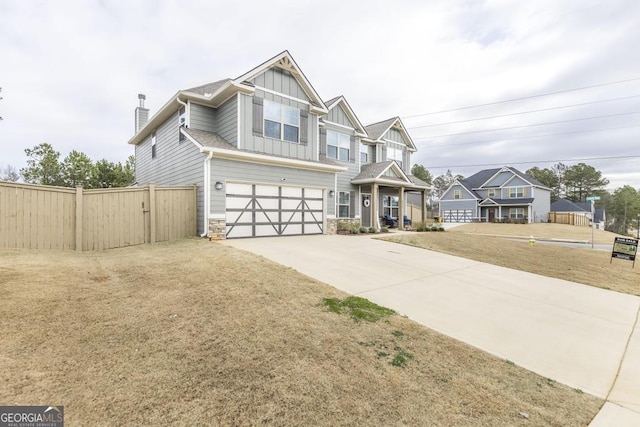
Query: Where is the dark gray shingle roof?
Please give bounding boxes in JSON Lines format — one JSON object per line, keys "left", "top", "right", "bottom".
{"left": 185, "top": 78, "right": 231, "bottom": 96}
{"left": 483, "top": 198, "right": 534, "bottom": 205}
{"left": 550, "top": 198, "right": 589, "bottom": 213}
{"left": 364, "top": 117, "right": 397, "bottom": 140}
{"left": 408, "top": 175, "right": 431, "bottom": 187}
{"left": 183, "top": 128, "right": 236, "bottom": 150}
{"left": 353, "top": 161, "right": 395, "bottom": 180}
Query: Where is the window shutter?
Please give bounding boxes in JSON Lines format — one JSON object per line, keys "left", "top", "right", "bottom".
{"left": 300, "top": 110, "right": 309, "bottom": 145}
{"left": 349, "top": 191, "right": 355, "bottom": 218}
{"left": 319, "top": 128, "right": 327, "bottom": 156}
{"left": 252, "top": 96, "right": 263, "bottom": 136}
{"left": 404, "top": 151, "right": 409, "bottom": 170}
{"left": 382, "top": 146, "right": 387, "bottom": 161}
{"left": 523, "top": 187, "right": 527, "bottom": 197}
{"left": 350, "top": 136, "right": 356, "bottom": 162}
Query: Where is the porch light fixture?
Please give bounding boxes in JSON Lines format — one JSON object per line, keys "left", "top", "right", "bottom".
{"left": 329, "top": 190, "right": 335, "bottom": 197}
{"left": 215, "top": 181, "right": 224, "bottom": 190}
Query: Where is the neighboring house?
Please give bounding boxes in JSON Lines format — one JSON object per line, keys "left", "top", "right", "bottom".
{"left": 128, "top": 51, "right": 430, "bottom": 239}
{"left": 550, "top": 198, "right": 606, "bottom": 229}
{"left": 438, "top": 166, "right": 551, "bottom": 223}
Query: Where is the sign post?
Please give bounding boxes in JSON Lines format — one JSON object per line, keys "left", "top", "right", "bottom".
{"left": 610, "top": 237, "right": 638, "bottom": 268}
{"left": 586, "top": 196, "right": 601, "bottom": 249}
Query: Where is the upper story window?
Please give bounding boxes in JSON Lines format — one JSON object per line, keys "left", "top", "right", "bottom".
{"left": 487, "top": 188, "right": 497, "bottom": 198}
{"left": 327, "top": 130, "right": 350, "bottom": 161}
{"left": 360, "top": 143, "right": 368, "bottom": 163}
{"left": 178, "top": 106, "right": 186, "bottom": 142}
{"left": 453, "top": 189, "right": 462, "bottom": 199}
{"left": 151, "top": 131, "right": 157, "bottom": 159}
{"left": 264, "top": 100, "right": 299, "bottom": 143}
{"left": 509, "top": 187, "right": 524, "bottom": 198}
{"left": 387, "top": 145, "right": 403, "bottom": 168}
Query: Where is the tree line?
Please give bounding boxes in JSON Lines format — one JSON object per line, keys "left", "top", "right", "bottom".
{"left": 410, "top": 162, "right": 640, "bottom": 236}
{"left": 0, "top": 143, "right": 135, "bottom": 189}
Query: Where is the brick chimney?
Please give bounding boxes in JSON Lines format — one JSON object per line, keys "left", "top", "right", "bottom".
{"left": 134, "top": 94, "right": 149, "bottom": 133}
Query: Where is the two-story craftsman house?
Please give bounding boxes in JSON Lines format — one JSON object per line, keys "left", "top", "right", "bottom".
{"left": 128, "top": 51, "right": 430, "bottom": 238}
{"left": 438, "top": 167, "right": 551, "bottom": 223}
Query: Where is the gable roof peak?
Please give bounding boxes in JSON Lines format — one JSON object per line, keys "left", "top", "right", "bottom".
{"left": 232, "top": 50, "right": 327, "bottom": 113}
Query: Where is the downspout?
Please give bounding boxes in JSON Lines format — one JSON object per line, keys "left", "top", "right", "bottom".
{"left": 176, "top": 94, "right": 213, "bottom": 237}
{"left": 200, "top": 149, "right": 214, "bottom": 237}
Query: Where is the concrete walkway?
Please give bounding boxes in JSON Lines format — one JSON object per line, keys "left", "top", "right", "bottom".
{"left": 223, "top": 234, "right": 640, "bottom": 426}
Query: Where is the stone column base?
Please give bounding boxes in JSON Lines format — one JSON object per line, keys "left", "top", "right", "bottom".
{"left": 208, "top": 218, "right": 226, "bottom": 240}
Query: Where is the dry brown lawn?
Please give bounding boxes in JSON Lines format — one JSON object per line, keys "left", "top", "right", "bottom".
{"left": 386, "top": 223, "right": 640, "bottom": 296}
{"left": 1, "top": 239, "right": 602, "bottom": 425}
{"left": 449, "top": 222, "right": 626, "bottom": 245}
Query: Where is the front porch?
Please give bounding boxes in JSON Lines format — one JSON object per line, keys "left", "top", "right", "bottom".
{"left": 352, "top": 161, "right": 430, "bottom": 230}
{"left": 479, "top": 198, "right": 535, "bottom": 224}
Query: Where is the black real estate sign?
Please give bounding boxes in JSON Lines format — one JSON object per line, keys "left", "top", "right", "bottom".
{"left": 611, "top": 237, "right": 638, "bottom": 267}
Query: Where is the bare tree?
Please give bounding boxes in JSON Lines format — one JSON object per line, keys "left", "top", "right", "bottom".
{"left": 1, "top": 164, "right": 21, "bottom": 182}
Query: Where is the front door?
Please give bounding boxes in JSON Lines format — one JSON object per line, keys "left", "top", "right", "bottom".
{"left": 488, "top": 209, "right": 496, "bottom": 222}
{"left": 361, "top": 194, "right": 371, "bottom": 227}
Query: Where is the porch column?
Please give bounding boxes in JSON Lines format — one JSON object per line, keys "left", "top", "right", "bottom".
{"left": 528, "top": 205, "right": 532, "bottom": 223}
{"left": 398, "top": 187, "right": 405, "bottom": 230}
{"left": 372, "top": 183, "right": 380, "bottom": 229}
{"left": 421, "top": 189, "right": 426, "bottom": 223}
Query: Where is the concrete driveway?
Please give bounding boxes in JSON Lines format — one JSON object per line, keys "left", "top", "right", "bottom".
{"left": 223, "top": 234, "right": 640, "bottom": 426}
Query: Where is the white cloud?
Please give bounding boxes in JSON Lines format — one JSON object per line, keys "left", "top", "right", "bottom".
{"left": 0, "top": 0, "right": 638, "bottom": 189}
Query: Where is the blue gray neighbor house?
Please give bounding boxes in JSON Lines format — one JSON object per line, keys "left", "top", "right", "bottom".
{"left": 438, "top": 166, "right": 551, "bottom": 223}
{"left": 128, "top": 51, "right": 430, "bottom": 238}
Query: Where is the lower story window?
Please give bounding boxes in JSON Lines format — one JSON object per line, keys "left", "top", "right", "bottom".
{"left": 338, "top": 192, "right": 350, "bottom": 217}
{"left": 509, "top": 208, "right": 524, "bottom": 219}
{"left": 383, "top": 195, "right": 399, "bottom": 218}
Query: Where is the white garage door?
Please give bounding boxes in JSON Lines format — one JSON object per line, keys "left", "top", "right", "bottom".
{"left": 225, "top": 183, "right": 324, "bottom": 238}
{"left": 442, "top": 209, "right": 473, "bottom": 222}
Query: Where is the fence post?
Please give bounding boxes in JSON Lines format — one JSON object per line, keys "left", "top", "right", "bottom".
{"left": 192, "top": 184, "right": 198, "bottom": 236}
{"left": 149, "top": 183, "right": 156, "bottom": 244}
{"left": 75, "top": 186, "right": 83, "bottom": 251}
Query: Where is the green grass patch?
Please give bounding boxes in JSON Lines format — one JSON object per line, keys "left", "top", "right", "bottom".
{"left": 391, "top": 349, "right": 414, "bottom": 367}
{"left": 322, "top": 296, "right": 396, "bottom": 322}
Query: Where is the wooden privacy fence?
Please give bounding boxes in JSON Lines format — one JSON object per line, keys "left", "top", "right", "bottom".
{"left": 548, "top": 212, "right": 590, "bottom": 227}
{"left": 0, "top": 181, "right": 197, "bottom": 251}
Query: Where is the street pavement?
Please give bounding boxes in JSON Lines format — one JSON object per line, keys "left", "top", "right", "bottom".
{"left": 223, "top": 233, "right": 640, "bottom": 426}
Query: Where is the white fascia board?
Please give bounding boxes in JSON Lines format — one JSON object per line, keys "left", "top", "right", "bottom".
{"left": 323, "top": 120, "right": 354, "bottom": 131}
{"left": 202, "top": 147, "right": 347, "bottom": 173}
{"left": 127, "top": 93, "right": 181, "bottom": 145}
{"left": 350, "top": 177, "right": 427, "bottom": 189}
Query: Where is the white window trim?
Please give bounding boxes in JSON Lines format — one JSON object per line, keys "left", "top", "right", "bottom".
{"left": 508, "top": 187, "right": 524, "bottom": 198}
{"left": 509, "top": 208, "right": 525, "bottom": 219}
{"left": 338, "top": 191, "right": 350, "bottom": 218}
{"left": 327, "top": 129, "right": 350, "bottom": 161}
{"left": 151, "top": 131, "right": 157, "bottom": 159}
{"left": 264, "top": 99, "right": 300, "bottom": 144}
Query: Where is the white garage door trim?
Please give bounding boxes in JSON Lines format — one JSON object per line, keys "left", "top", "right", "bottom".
{"left": 226, "top": 182, "right": 324, "bottom": 238}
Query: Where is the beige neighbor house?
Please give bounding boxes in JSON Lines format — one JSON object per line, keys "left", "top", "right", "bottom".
{"left": 128, "top": 51, "right": 430, "bottom": 239}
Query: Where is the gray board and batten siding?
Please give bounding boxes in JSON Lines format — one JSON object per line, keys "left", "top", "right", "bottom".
{"left": 189, "top": 97, "right": 238, "bottom": 147}
{"left": 239, "top": 92, "right": 318, "bottom": 161}
{"left": 325, "top": 104, "right": 353, "bottom": 128}
{"left": 135, "top": 109, "right": 206, "bottom": 234}
{"left": 250, "top": 68, "right": 310, "bottom": 102}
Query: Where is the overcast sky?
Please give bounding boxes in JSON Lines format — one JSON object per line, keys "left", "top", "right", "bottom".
{"left": 1, "top": 0, "right": 639, "bottom": 190}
